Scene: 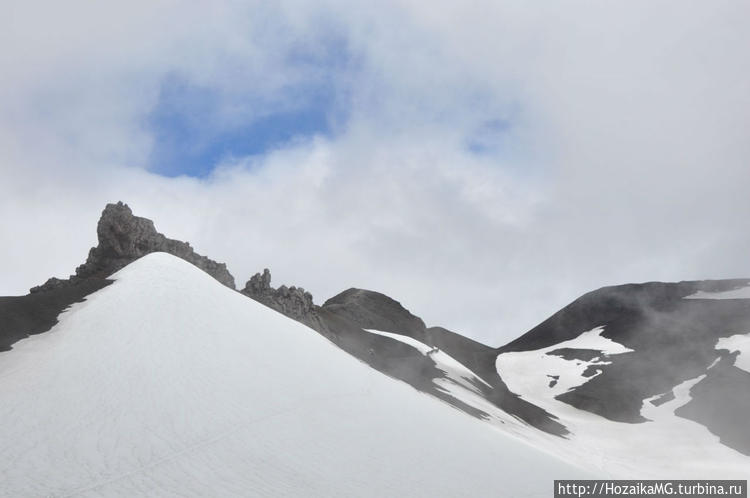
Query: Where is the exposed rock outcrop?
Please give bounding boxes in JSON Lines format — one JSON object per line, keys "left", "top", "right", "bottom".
{"left": 306, "top": 287, "right": 567, "bottom": 435}
{"left": 28, "top": 277, "right": 69, "bottom": 293}
{"left": 497, "top": 278, "right": 750, "bottom": 449}
{"left": 2, "top": 279, "right": 113, "bottom": 352}
{"left": 322, "top": 288, "right": 426, "bottom": 336}
{"left": 241, "top": 269, "right": 316, "bottom": 322}
{"left": 30, "top": 202, "right": 235, "bottom": 292}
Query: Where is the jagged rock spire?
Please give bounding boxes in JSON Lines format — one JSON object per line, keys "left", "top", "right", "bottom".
{"left": 246, "top": 268, "right": 273, "bottom": 296}
{"left": 31, "top": 202, "right": 235, "bottom": 292}
{"left": 241, "top": 269, "right": 315, "bottom": 321}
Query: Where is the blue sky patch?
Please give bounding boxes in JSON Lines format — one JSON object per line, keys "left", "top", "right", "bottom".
{"left": 145, "top": 35, "right": 353, "bottom": 178}
{"left": 466, "top": 118, "right": 513, "bottom": 156}
{"left": 146, "top": 75, "right": 336, "bottom": 178}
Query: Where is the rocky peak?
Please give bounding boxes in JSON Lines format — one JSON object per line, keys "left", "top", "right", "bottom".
{"left": 246, "top": 268, "right": 273, "bottom": 295}
{"left": 241, "top": 269, "right": 316, "bottom": 322}
{"left": 31, "top": 202, "right": 235, "bottom": 292}
{"left": 321, "top": 288, "right": 426, "bottom": 336}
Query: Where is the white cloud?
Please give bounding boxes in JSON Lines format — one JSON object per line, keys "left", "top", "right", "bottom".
{"left": 1, "top": 1, "right": 749, "bottom": 344}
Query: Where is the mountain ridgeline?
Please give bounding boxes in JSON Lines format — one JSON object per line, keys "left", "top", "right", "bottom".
{"left": 2, "top": 202, "right": 234, "bottom": 352}
{"left": 3, "top": 202, "right": 750, "bottom": 468}
{"left": 31, "top": 201, "right": 235, "bottom": 293}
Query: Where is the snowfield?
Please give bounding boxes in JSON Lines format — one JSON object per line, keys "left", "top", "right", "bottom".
{"left": 494, "top": 327, "right": 632, "bottom": 399}
{"left": 716, "top": 333, "right": 750, "bottom": 373}
{"left": 0, "top": 253, "right": 592, "bottom": 498}
{"left": 495, "top": 328, "right": 750, "bottom": 479}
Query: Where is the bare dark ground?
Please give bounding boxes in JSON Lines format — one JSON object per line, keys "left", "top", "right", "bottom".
{"left": 0, "top": 279, "right": 111, "bottom": 352}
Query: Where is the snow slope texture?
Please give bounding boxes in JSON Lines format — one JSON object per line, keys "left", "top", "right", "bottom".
{"left": 0, "top": 253, "right": 592, "bottom": 498}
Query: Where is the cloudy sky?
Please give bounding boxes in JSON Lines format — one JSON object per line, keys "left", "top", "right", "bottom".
{"left": 2, "top": 1, "right": 749, "bottom": 344}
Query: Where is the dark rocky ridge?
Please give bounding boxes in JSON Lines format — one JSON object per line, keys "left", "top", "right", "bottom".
{"left": 241, "top": 269, "right": 316, "bottom": 322}
{"left": 239, "top": 279, "right": 515, "bottom": 426}
{"left": 0, "top": 279, "right": 112, "bottom": 352}
{"left": 314, "top": 288, "right": 568, "bottom": 436}
{"left": 499, "top": 280, "right": 750, "bottom": 354}
{"left": 322, "top": 289, "right": 427, "bottom": 336}
{"left": 30, "top": 202, "right": 235, "bottom": 292}
{"left": 306, "top": 307, "right": 492, "bottom": 420}
{"left": 675, "top": 355, "right": 750, "bottom": 456}
{"left": 4, "top": 201, "right": 236, "bottom": 353}
{"left": 241, "top": 279, "right": 568, "bottom": 435}
{"left": 497, "top": 279, "right": 750, "bottom": 455}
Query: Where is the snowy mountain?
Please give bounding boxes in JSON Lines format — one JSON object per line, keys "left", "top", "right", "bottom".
{"left": 0, "top": 253, "right": 592, "bottom": 497}
{"left": 281, "top": 281, "right": 750, "bottom": 478}
{"left": 497, "top": 281, "right": 750, "bottom": 459}
{"left": 1, "top": 202, "right": 748, "bottom": 495}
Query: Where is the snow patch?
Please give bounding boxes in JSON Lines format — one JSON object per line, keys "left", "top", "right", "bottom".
{"left": 684, "top": 285, "right": 750, "bottom": 300}
{"left": 553, "top": 326, "right": 634, "bottom": 355}
{"left": 716, "top": 333, "right": 750, "bottom": 373}
{"left": 642, "top": 374, "right": 707, "bottom": 422}
{"left": 494, "top": 326, "right": 749, "bottom": 479}
{"left": 365, "top": 328, "right": 492, "bottom": 391}
{"left": 495, "top": 327, "right": 632, "bottom": 398}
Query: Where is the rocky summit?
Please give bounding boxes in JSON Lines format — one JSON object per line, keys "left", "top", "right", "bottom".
{"left": 241, "top": 268, "right": 316, "bottom": 322}
{"left": 30, "top": 202, "right": 235, "bottom": 292}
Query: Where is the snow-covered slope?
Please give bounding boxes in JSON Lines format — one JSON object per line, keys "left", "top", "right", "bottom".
{"left": 496, "top": 327, "right": 749, "bottom": 478}
{"left": 310, "top": 288, "right": 568, "bottom": 436}
{"left": 314, "top": 285, "right": 750, "bottom": 479}
{"left": 363, "top": 324, "right": 750, "bottom": 479}
{"left": 492, "top": 279, "right": 750, "bottom": 479}
{"left": 0, "top": 253, "right": 592, "bottom": 498}
{"left": 365, "top": 328, "right": 492, "bottom": 390}
{"left": 496, "top": 327, "right": 633, "bottom": 403}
